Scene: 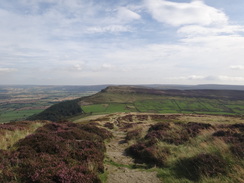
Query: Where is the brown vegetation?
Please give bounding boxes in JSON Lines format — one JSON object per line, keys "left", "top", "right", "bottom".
{"left": 0, "top": 122, "right": 112, "bottom": 183}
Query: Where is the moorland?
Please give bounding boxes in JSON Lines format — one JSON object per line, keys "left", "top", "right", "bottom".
{"left": 0, "top": 85, "right": 243, "bottom": 183}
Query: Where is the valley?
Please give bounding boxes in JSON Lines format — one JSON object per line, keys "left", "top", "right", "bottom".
{"left": 0, "top": 85, "right": 105, "bottom": 123}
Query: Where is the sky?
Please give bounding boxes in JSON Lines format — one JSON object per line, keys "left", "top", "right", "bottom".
{"left": 0, "top": 0, "right": 244, "bottom": 85}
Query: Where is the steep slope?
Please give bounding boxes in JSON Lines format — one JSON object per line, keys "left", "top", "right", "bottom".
{"left": 28, "top": 99, "right": 83, "bottom": 121}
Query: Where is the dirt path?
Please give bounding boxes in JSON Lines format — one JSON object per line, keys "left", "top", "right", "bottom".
{"left": 105, "top": 118, "right": 162, "bottom": 183}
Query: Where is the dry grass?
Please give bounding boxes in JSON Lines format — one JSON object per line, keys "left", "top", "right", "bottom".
{"left": 113, "top": 113, "right": 244, "bottom": 182}
{"left": 0, "top": 121, "right": 47, "bottom": 150}
{"left": 179, "top": 114, "right": 244, "bottom": 125}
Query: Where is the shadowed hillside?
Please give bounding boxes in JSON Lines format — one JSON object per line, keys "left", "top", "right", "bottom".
{"left": 28, "top": 99, "right": 83, "bottom": 122}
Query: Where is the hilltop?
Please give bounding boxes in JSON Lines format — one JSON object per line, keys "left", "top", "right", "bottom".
{"left": 28, "top": 85, "right": 244, "bottom": 122}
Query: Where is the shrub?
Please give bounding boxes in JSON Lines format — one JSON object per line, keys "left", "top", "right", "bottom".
{"left": 229, "top": 123, "right": 244, "bottom": 132}
{"left": 104, "top": 122, "right": 114, "bottom": 129}
{"left": 78, "top": 124, "right": 113, "bottom": 140}
{"left": 17, "top": 154, "right": 101, "bottom": 183}
{"left": 135, "top": 115, "right": 149, "bottom": 121}
{"left": 145, "top": 122, "right": 189, "bottom": 145}
{"left": 213, "top": 130, "right": 243, "bottom": 144}
{"left": 230, "top": 143, "right": 244, "bottom": 158}
{"left": 148, "top": 122, "right": 170, "bottom": 132}
{"left": 174, "top": 153, "right": 228, "bottom": 181}
{"left": 119, "top": 122, "right": 135, "bottom": 130}
{"left": 0, "top": 121, "right": 110, "bottom": 182}
{"left": 126, "top": 142, "right": 169, "bottom": 167}
{"left": 118, "top": 115, "right": 133, "bottom": 122}
{"left": 185, "top": 122, "right": 212, "bottom": 137}
{"left": 16, "top": 133, "right": 66, "bottom": 155}
{"left": 125, "top": 128, "right": 142, "bottom": 141}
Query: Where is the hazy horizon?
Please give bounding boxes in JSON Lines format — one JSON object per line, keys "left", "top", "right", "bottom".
{"left": 1, "top": 0, "right": 244, "bottom": 85}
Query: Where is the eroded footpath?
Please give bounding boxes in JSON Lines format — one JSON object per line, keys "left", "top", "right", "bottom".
{"left": 104, "top": 115, "right": 162, "bottom": 183}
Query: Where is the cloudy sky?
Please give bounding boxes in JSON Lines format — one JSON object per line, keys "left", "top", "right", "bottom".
{"left": 1, "top": 0, "right": 244, "bottom": 85}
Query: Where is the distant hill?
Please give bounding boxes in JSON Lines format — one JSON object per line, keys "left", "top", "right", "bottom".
{"left": 142, "top": 84, "right": 244, "bottom": 91}
{"left": 99, "top": 86, "right": 244, "bottom": 100}
{"left": 29, "top": 85, "right": 244, "bottom": 121}
{"left": 0, "top": 85, "right": 108, "bottom": 92}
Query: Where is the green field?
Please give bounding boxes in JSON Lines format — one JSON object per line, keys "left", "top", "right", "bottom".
{"left": 81, "top": 98, "right": 244, "bottom": 116}
{"left": 82, "top": 103, "right": 135, "bottom": 114}
{"left": 0, "top": 109, "right": 43, "bottom": 123}
{"left": 0, "top": 85, "right": 100, "bottom": 123}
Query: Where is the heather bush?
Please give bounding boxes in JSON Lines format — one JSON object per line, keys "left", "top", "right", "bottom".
{"left": 213, "top": 130, "right": 243, "bottom": 144}
{"left": 146, "top": 122, "right": 189, "bottom": 145}
{"left": 36, "top": 122, "right": 63, "bottom": 132}
{"left": 125, "top": 128, "right": 142, "bottom": 141}
{"left": 135, "top": 115, "right": 149, "bottom": 121}
{"left": 78, "top": 124, "right": 113, "bottom": 140}
{"left": 146, "top": 130, "right": 189, "bottom": 145}
{"left": 118, "top": 115, "right": 133, "bottom": 122}
{"left": 16, "top": 146, "right": 37, "bottom": 159}
{"left": 57, "top": 128, "right": 102, "bottom": 142}
{"left": 229, "top": 123, "right": 244, "bottom": 132}
{"left": 185, "top": 122, "right": 212, "bottom": 137}
{"left": 0, "top": 121, "right": 110, "bottom": 182}
{"left": 230, "top": 143, "right": 244, "bottom": 158}
{"left": 16, "top": 154, "right": 101, "bottom": 183}
{"left": 104, "top": 122, "right": 114, "bottom": 129}
{"left": 148, "top": 122, "right": 170, "bottom": 132}
{"left": 174, "top": 153, "right": 228, "bottom": 181}
{"left": 119, "top": 122, "right": 135, "bottom": 130}
{"left": 68, "top": 140, "right": 105, "bottom": 172}
{"left": 150, "top": 114, "right": 178, "bottom": 121}
{"left": 16, "top": 133, "right": 66, "bottom": 154}
{"left": 126, "top": 142, "right": 169, "bottom": 167}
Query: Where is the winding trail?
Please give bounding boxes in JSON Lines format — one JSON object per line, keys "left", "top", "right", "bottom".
{"left": 104, "top": 115, "right": 162, "bottom": 183}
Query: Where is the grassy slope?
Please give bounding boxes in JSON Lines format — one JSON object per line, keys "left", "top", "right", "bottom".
{"left": 78, "top": 86, "right": 244, "bottom": 117}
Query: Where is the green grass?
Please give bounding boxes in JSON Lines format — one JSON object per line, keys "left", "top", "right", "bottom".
{"left": 106, "top": 103, "right": 129, "bottom": 113}
{"left": 0, "top": 109, "right": 43, "bottom": 123}
{"left": 98, "top": 171, "right": 108, "bottom": 183}
{"left": 82, "top": 104, "right": 108, "bottom": 114}
{"left": 81, "top": 97, "right": 244, "bottom": 116}
{"left": 105, "top": 159, "right": 134, "bottom": 169}
{"left": 82, "top": 103, "right": 132, "bottom": 114}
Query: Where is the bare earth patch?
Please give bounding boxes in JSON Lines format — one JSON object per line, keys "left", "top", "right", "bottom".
{"left": 106, "top": 167, "right": 161, "bottom": 183}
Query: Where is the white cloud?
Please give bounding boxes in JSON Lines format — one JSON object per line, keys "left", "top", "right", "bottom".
{"left": 73, "top": 64, "right": 83, "bottom": 71}
{"left": 0, "top": 0, "right": 244, "bottom": 85}
{"left": 145, "top": 0, "right": 228, "bottom": 27}
{"left": 171, "top": 75, "right": 213, "bottom": 81}
{"left": 85, "top": 25, "right": 132, "bottom": 33}
{"left": 102, "top": 63, "right": 114, "bottom": 70}
{"left": 117, "top": 7, "right": 141, "bottom": 22}
{"left": 230, "top": 65, "right": 244, "bottom": 70}
{"left": 0, "top": 68, "right": 17, "bottom": 73}
{"left": 170, "top": 75, "right": 244, "bottom": 83}
{"left": 218, "top": 75, "right": 244, "bottom": 82}
{"left": 178, "top": 25, "right": 244, "bottom": 37}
